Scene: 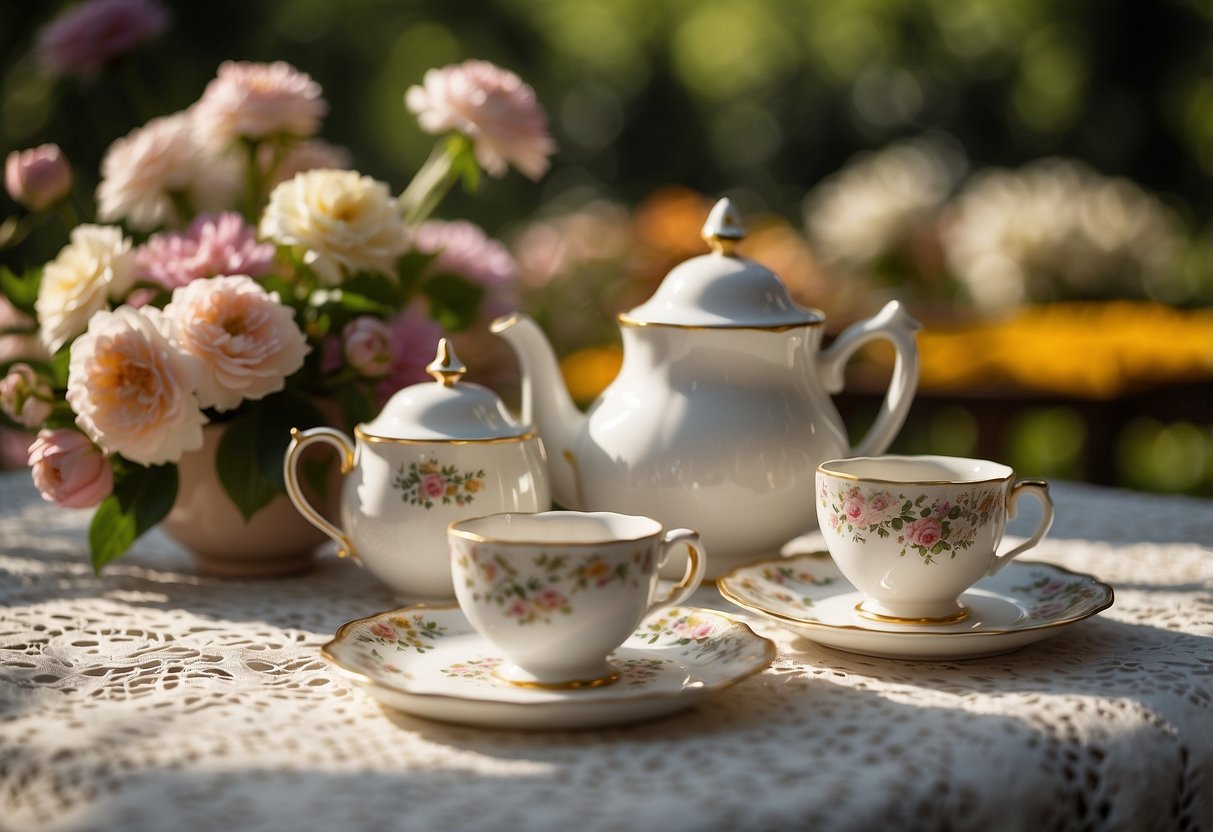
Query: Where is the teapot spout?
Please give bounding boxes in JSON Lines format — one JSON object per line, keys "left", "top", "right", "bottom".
{"left": 491, "top": 313, "right": 588, "bottom": 509}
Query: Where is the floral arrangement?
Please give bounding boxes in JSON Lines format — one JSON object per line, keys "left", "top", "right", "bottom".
{"left": 1, "top": 2, "right": 555, "bottom": 571}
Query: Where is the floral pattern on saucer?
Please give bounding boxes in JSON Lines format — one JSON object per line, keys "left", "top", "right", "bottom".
{"left": 322, "top": 605, "right": 776, "bottom": 730}
{"left": 819, "top": 482, "right": 1000, "bottom": 564}
{"left": 719, "top": 553, "right": 1114, "bottom": 661}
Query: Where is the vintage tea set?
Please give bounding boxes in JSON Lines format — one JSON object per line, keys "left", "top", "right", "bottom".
{"left": 289, "top": 199, "right": 1114, "bottom": 730}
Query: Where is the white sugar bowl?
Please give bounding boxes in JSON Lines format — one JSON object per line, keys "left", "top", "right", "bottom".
{"left": 284, "top": 339, "right": 551, "bottom": 598}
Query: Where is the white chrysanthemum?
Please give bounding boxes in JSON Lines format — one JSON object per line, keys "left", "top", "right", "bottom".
{"left": 96, "top": 110, "right": 240, "bottom": 231}
{"left": 66, "top": 306, "right": 207, "bottom": 466}
{"left": 36, "top": 224, "right": 136, "bottom": 352}
{"left": 163, "top": 275, "right": 310, "bottom": 411}
{"left": 804, "top": 139, "right": 962, "bottom": 268}
{"left": 943, "top": 159, "right": 1182, "bottom": 311}
{"left": 259, "top": 168, "right": 407, "bottom": 284}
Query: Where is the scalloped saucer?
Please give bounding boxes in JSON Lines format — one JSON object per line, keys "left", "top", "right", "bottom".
{"left": 718, "top": 553, "right": 1113, "bottom": 660}
{"left": 322, "top": 605, "right": 775, "bottom": 730}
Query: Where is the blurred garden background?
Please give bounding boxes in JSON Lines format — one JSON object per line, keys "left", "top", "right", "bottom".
{"left": 2, "top": 0, "right": 1210, "bottom": 495}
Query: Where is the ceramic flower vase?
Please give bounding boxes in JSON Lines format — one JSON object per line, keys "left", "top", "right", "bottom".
{"left": 162, "top": 422, "right": 334, "bottom": 578}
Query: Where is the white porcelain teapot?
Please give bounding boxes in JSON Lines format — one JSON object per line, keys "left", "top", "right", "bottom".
{"left": 284, "top": 339, "right": 550, "bottom": 597}
{"left": 492, "top": 198, "right": 920, "bottom": 577}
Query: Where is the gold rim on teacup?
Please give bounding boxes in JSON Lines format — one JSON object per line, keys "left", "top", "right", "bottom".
{"left": 817, "top": 454, "right": 1016, "bottom": 486}
{"left": 448, "top": 511, "right": 663, "bottom": 546}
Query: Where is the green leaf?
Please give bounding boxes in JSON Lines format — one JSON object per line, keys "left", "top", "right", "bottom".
{"left": 395, "top": 249, "right": 439, "bottom": 297}
{"left": 251, "top": 392, "right": 326, "bottom": 490}
{"left": 920, "top": 508, "right": 932, "bottom": 518}
{"left": 421, "top": 272, "right": 484, "bottom": 333}
{"left": 89, "top": 463, "right": 179, "bottom": 573}
{"left": 216, "top": 415, "right": 280, "bottom": 521}
{"left": 50, "top": 345, "right": 71, "bottom": 388}
{"left": 0, "top": 266, "right": 41, "bottom": 318}
{"left": 336, "top": 383, "right": 376, "bottom": 431}
{"left": 891, "top": 518, "right": 903, "bottom": 530}
{"left": 335, "top": 291, "right": 395, "bottom": 318}
{"left": 343, "top": 271, "right": 405, "bottom": 307}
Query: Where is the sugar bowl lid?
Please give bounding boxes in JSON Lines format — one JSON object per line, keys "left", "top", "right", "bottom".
{"left": 359, "top": 339, "right": 530, "bottom": 441}
{"left": 621, "top": 198, "right": 823, "bottom": 328}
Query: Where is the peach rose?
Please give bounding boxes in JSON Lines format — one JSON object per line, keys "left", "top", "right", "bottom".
{"left": 36, "top": 224, "right": 136, "bottom": 352}
{"left": 163, "top": 275, "right": 309, "bottom": 412}
{"left": 66, "top": 306, "right": 207, "bottom": 465}
{"left": 27, "top": 428, "right": 113, "bottom": 509}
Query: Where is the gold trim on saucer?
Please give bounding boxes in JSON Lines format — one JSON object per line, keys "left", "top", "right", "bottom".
{"left": 853, "top": 602, "right": 971, "bottom": 625}
{"left": 494, "top": 668, "right": 622, "bottom": 690}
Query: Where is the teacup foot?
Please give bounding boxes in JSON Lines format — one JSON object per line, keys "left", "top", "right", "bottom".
{"left": 493, "top": 661, "right": 622, "bottom": 690}
{"left": 854, "top": 601, "right": 971, "bottom": 625}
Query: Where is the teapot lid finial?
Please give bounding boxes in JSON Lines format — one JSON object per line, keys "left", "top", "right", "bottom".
{"left": 701, "top": 198, "right": 747, "bottom": 256}
{"left": 426, "top": 338, "right": 467, "bottom": 387}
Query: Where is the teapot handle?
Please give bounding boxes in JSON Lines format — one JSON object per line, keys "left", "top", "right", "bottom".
{"left": 818, "top": 300, "right": 921, "bottom": 458}
{"left": 284, "top": 427, "right": 358, "bottom": 561}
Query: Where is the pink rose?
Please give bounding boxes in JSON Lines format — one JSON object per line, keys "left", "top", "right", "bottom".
{"left": 842, "top": 495, "right": 867, "bottom": 526}
{"left": 5, "top": 144, "right": 72, "bottom": 212}
{"left": 506, "top": 599, "right": 530, "bottom": 618}
{"left": 194, "top": 61, "right": 327, "bottom": 145}
{"left": 27, "top": 429, "right": 113, "bottom": 509}
{"left": 0, "top": 364, "right": 53, "bottom": 428}
{"left": 37, "top": 0, "right": 169, "bottom": 79}
{"left": 375, "top": 304, "right": 445, "bottom": 405}
{"left": 534, "top": 588, "right": 567, "bottom": 611}
{"left": 341, "top": 317, "right": 393, "bottom": 378}
{"left": 405, "top": 59, "right": 556, "bottom": 180}
{"left": 674, "top": 617, "right": 714, "bottom": 639}
{"left": 422, "top": 473, "right": 446, "bottom": 499}
{"left": 136, "top": 213, "right": 275, "bottom": 293}
{"left": 369, "top": 621, "right": 396, "bottom": 639}
{"left": 934, "top": 500, "right": 952, "bottom": 517}
{"left": 905, "top": 516, "right": 943, "bottom": 549}
{"left": 66, "top": 306, "right": 207, "bottom": 466}
{"left": 164, "top": 275, "right": 310, "bottom": 412}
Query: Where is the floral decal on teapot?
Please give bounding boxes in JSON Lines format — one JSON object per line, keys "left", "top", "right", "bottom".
{"left": 456, "top": 546, "right": 650, "bottom": 625}
{"left": 393, "top": 458, "right": 486, "bottom": 509}
{"left": 820, "top": 482, "right": 1001, "bottom": 565}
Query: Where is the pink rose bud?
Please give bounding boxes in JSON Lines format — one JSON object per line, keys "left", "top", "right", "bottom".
{"left": 342, "top": 317, "right": 393, "bottom": 378}
{"left": 0, "top": 363, "right": 54, "bottom": 427}
{"left": 27, "top": 428, "right": 113, "bottom": 509}
{"left": 5, "top": 144, "right": 72, "bottom": 212}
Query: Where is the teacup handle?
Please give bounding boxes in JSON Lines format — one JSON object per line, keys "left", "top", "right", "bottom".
{"left": 988, "top": 479, "right": 1055, "bottom": 575}
{"left": 647, "top": 529, "right": 707, "bottom": 614}
{"left": 284, "top": 427, "right": 358, "bottom": 561}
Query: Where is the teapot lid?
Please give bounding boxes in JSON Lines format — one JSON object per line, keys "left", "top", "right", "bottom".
{"left": 621, "top": 198, "right": 823, "bottom": 328}
{"left": 359, "top": 339, "right": 531, "bottom": 441}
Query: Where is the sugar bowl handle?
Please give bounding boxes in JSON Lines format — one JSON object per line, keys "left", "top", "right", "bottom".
{"left": 818, "top": 300, "right": 921, "bottom": 458}
{"left": 284, "top": 427, "right": 357, "bottom": 561}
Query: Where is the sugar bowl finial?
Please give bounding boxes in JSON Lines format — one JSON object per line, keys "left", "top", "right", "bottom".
{"left": 700, "top": 197, "right": 747, "bottom": 256}
{"left": 426, "top": 338, "right": 467, "bottom": 387}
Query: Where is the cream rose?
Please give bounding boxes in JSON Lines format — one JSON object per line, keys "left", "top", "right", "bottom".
{"left": 259, "top": 168, "right": 406, "bottom": 284}
{"left": 66, "top": 306, "right": 207, "bottom": 465}
{"left": 36, "top": 224, "right": 135, "bottom": 352}
{"left": 164, "top": 275, "right": 310, "bottom": 411}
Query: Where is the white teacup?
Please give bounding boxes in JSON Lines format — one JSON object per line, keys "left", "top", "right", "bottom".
{"left": 449, "top": 511, "right": 706, "bottom": 688}
{"left": 816, "top": 455, "right": 1055, "bottom": 624}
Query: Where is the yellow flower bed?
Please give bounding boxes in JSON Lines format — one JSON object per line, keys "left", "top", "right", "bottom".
{"left": 559, "top": 302, "right": 1213, "bottom": 403}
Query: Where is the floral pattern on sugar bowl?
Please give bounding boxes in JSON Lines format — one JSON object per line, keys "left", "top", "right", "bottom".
{"left": 393, "top": 458, "right": 487, "bottom": 509}
{"left": 455, "top": 545, "right": 651, "bottom": 626}
{"left": 1012, "top": 573, "right": 1107, "bottom": 622}
{"left": 820, "top": 481, "right": 1001, "bottom": 565}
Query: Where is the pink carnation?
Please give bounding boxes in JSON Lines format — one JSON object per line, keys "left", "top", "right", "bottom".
{"left": 136, "top": 212, "right": 275, "bottom": 292}
{"left": 375, "top": 303, "right": 444, "bottom": 405}
{"left": 411, "top": 219, "right": 519, "bottom": 318}
{"left": 37, "top": 0, "right": 169, "bottom": 79}
{"left": 905, "top": 516, "right": 943, "bottom": 549}
{"left": 66, "top": 306, "right": 206, "bottom": 466}
{"left": 27, "top": 429, "right": 113, "bottom": 509}
{"left": 405, "top": 59, "right": 555, "bottom": 180}
{"left": 5, "top": 144, "right": 72, "bottom": 212}
{"left": 164, "top": 275, "right": 310, "bottom": 412}
{"left": 194, "top": 61, "right": 327, "bottom": 145}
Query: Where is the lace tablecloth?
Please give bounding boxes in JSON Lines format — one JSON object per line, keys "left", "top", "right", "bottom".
{"left": 1, "top": 471, "right": 1210, "bottom": 831}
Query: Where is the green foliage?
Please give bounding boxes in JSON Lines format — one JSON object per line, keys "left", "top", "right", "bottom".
{"left": 421, "top": 273, "right": 484, "bottom": 333}
{"left": 0, "top": 267, "right": 40, "bottom": 318}
{"left": 89, "top": 461, "right": 178, "bottom": 573}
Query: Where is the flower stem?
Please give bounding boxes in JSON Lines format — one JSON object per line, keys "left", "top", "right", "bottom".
{"left": 399, "top": 142, "right": 459, "bottom": 229}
